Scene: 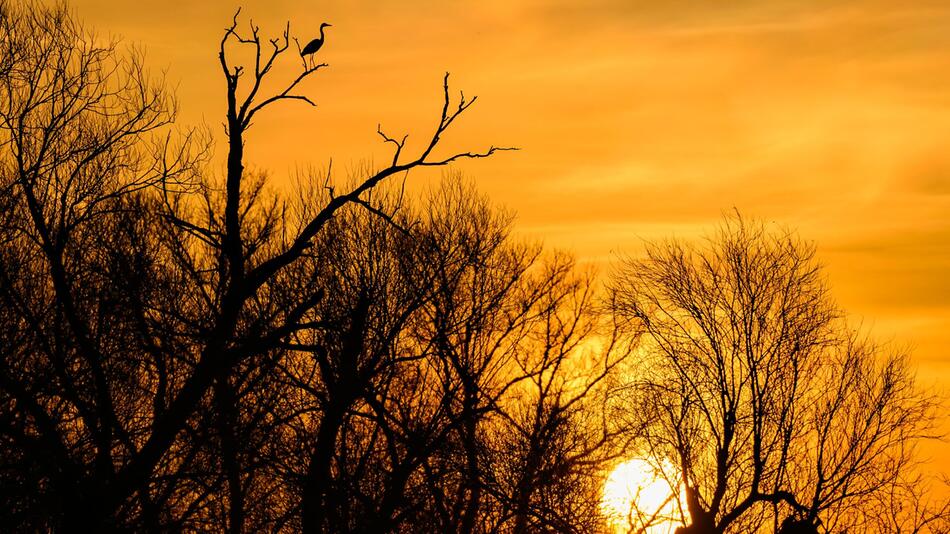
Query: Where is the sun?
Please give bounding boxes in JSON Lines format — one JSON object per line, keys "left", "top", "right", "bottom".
{"left": 602, "top": 457, "right": 685, "bottom": 534}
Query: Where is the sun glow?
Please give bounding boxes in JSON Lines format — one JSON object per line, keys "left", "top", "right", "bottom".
{"left": 602, "top": 458, "right": 685, "bottom": 534}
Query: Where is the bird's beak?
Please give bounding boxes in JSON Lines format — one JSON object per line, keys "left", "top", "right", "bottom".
{"left": 326, "top": 23, "right": 333, "bottom": 27}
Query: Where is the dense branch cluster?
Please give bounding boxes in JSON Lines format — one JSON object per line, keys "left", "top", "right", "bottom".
{"left": 0, "top": 2, "right": 945, "bottom": 533}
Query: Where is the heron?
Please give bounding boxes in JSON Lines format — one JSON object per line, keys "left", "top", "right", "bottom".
{"left": 301, "top": 23, "right": 332, "bottom": 59}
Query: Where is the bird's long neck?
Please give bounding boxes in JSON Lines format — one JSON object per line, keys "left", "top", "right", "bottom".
{"left": 319, "top": 26, "right": 326, "bottom": 40}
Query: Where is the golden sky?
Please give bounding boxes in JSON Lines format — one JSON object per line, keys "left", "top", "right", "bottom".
{"left": 74, "top": 0, "right": 950, "bottom": 465}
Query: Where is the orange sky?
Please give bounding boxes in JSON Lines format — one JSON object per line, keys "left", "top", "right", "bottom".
{"left": 74, "top": 0, "right": 950, "bottom": 472}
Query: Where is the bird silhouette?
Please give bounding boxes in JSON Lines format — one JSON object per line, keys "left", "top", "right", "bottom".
{"left": 301, "top": 23, "right": 332, "bottom": 59}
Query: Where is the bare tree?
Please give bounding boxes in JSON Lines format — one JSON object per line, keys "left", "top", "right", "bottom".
{"left": 609, "top": 216, "right": 942, "bottom": 534}
{"left": 151, "top": 8, "right": 514, "bottom": 531}
{"left": 263, "top": 177, "right": 635, "bottom": 534}
{"left": 487, "top": 264, "right": 633, "bottom": 534}
{"left": 7, "top": 3, "right": 941, "bottom": 533}
{"left": 0, "top": 2, "right": 512, "bottom": 530}
{"left": 0, "top": 1, "right": 199, "bottom": 530}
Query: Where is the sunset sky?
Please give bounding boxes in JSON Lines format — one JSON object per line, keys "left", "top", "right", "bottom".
{"left": 74, "top": 0, "right": 950, "bottom": 468}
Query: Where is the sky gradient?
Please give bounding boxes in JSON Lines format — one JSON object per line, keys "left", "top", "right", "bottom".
{"left": 73, "top": 0, "right": 950, "bottom": 470}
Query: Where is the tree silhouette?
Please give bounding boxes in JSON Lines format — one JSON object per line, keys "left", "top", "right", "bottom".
{"left": 1, "top": 3, "right": 946, "bottom": 534}
{"left": 609, "top": 216, "right": 942, "bottom": 534}
{"left": 0, "top": 3, "right": 514, "bottom": 531}
{"left": 0, "top": 1, "right": 201, "bottom": 529}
